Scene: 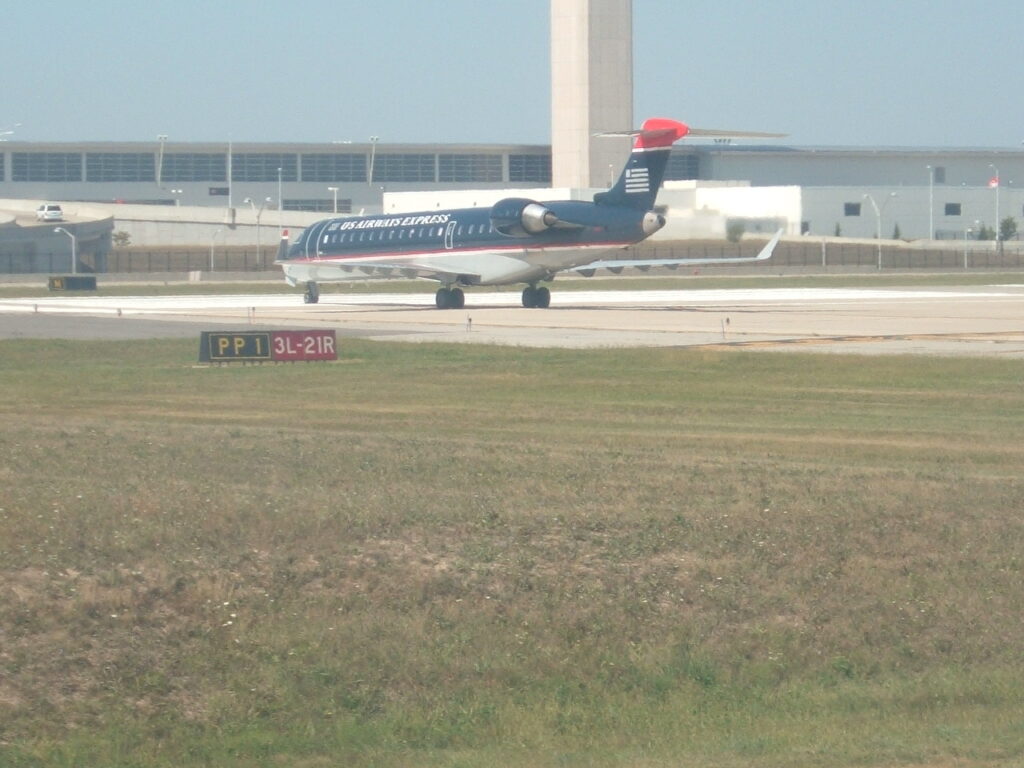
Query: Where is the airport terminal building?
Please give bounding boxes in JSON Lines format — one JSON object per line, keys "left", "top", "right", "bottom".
{"left": 2, "top": 140, "right": 1023, "bottom": 244}
{"left": 0, "top": 141, "right": 554, "bottom": 214}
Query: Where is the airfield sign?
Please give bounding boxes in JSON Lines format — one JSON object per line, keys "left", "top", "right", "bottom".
{"left": 198, "top": 330, "right": 336, "bottom": 363}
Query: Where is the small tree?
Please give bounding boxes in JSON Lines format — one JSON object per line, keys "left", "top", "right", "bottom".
{"left": 892, "top": 223, "right": 902, "bottom": 240}
{"left": 726, "top": 221, "right": 745, "bottom": 243}
{"left": 999, "top": 216, "right": 1018, "bottom": 242}
{"left": 112, "top": 231, "right": 132, "bottom": 247}
{"left": 834, "top": 223, "right": 841, "bottom": 237}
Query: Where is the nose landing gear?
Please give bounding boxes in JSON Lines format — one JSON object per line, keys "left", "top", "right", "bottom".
{"left": 303, "top": 281, "right": 320, "bottom": 304}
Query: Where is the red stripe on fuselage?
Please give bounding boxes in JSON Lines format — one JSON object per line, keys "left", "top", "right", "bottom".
{"left": 287, "top": 240, "right": 636, "bottom": 264}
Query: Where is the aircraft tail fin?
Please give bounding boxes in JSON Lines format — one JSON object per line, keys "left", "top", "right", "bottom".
{"left": 594, "top": 118, "right": 690, "bottom": 209}
{"left": 276, "top": 230, "right": 290, "bottom": 262}
{"left": 594, "top": 119, "right": 786, "bottom": 209}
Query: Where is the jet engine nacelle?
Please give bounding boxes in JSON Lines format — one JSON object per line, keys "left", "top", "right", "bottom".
{"left": 642, "top": 211, "right": 666, "bottom": 236}
{"left": 490, "top": 197, "right": 559, "bottom": 237}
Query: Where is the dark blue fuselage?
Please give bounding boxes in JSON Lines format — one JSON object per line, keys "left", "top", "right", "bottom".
{"left": 285, "top": 200, "right": 647, "bottom": 263}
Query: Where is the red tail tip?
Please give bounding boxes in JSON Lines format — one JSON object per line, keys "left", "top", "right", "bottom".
{"left": 635, "top": 119, "right": 690, "bottom": 149}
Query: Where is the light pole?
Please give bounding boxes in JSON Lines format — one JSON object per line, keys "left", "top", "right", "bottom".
{"left": 171, "top": 188, "right": 182, "bottom": 206}
{"left": 327, "top": 186, "right": 339, "bottom": 213}
{"left": 227, "top": 139, "right": 233, "bottom": 210}
{"left": 964, "top": 226, "right": 973, "bottom": 269}
{"left": 210, "top": 228, "right": 223, "bottom": 272}
{"left": 156, "top": 134, "right": 167, "bottom": 188}
{"left": 277, "top": 167, "right": 283, "bottom": 236}
{"left": 368, "top": 136, "right": 379, "bottom": 187}
{"left": 862, "top": 192, "right": 897, "bottom": 270}
{"left": 244, "top": 197, "right": 272, "bottom": 263}
{"left": 926, "top": 164, "right": 934, "bottom": 239}
{"left": 989, "top": 163, "right": 1000, "bottom": 249}
{"left": 54, "top": 227, "right": 77, "bottom": 275}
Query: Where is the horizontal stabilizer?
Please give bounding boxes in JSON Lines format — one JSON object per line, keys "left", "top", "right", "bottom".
{"left": 597, "top": 123, "right": 786, "bottom": 144}
{"left": 685, "top": 128, "right": 787, "bottom": 139}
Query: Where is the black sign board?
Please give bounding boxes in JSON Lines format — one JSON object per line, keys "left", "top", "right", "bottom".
{"left": 48, "top": 276, "right": 97, "bottom": 291}
{"left": 199, "top": 332, "right": 272, "bottom": 362}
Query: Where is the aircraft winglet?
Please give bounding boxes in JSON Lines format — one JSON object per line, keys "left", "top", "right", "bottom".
{"left": 570, "top": 229, "right": 784, "bottom": 274}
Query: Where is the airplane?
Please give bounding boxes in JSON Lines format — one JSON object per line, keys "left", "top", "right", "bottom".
{"left": 276, "top": 118, "right": 784, "bottom": 308}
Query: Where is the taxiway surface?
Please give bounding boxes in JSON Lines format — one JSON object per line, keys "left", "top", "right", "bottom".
{"left": 2, "top": 284, "right": 1023, "bottom": 357}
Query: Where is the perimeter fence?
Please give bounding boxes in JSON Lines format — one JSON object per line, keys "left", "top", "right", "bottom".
{"left": 3, "top": 240, "right": 1023, "bottom": 274}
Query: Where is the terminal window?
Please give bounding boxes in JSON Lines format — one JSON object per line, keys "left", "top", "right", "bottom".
{"left": 285, "top": 198, "right": 352, "bottom": 213}
{"left": 301, "top": 154, "right": 367, "bottom": 182}
{"left": 12, "top": 153, "right": 82, "bottom": 182}
{"left": 438, "top": 154, "right": 502, "bottom": 183}
{"left": 944, "top": 203, "right": 961, "bottom": 216}
{"left": 665, "top": 152, "right": 700, "bottom": 181}
{"left": 232, "top": 154, "right": 298, "bottom": 182}
{"left": 371, "top": 154, "right": 436, "bottom": 183}
{"left": 509, "top": 154, "right": 551, "bottom": 183}
{"left": 87, "top": 153, "right": 156, "bottom": 182}
{"left": 844, "top": 202, "right": 862, "bottom": 216}
{"left": 162, "top": 153, "right": 227, "bottom": 182}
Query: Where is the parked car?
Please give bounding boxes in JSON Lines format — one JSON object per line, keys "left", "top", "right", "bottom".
{"left": 36, "top": 204, "right": 63, "bottom": 222}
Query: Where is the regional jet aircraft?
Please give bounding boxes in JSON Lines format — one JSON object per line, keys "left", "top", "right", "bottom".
{"left": 276, "top": 118, "right": 783, "bottom": 308}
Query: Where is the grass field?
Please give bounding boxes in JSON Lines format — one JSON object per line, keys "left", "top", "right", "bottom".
{"left": 1, "top": 338, "right": 1023, "bottom": 767}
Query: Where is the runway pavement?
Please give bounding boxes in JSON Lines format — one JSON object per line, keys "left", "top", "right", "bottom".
{"left": 2, "top": 284, "right": 1024, "bottom": 356}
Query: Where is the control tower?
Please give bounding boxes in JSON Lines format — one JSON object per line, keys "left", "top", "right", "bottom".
{"left": 550, "top": 0, "right": 633, "bottom": 190}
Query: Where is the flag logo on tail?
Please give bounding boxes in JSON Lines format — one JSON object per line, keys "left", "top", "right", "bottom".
{"left": 625, "top": 167, "right": 650, "bottom": 193}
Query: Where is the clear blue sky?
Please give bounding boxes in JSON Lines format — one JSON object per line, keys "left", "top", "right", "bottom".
{"left": 4, "top": 0, "right": 1022, "bottom": 147}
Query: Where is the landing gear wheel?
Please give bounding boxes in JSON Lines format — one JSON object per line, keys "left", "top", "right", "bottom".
{"left": 303, "top": 281, "right": 320, "bottom": 304}
{"left": 435, "top": 287, "right": 465, "bottom": 309}
{"left": 522, "top": 286, "right": 550, "bottom": 308}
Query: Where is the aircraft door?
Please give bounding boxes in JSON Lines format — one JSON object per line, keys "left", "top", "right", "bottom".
{"left": 305, "top": 221, "right": 329, "bottom": 260}
{"left": 444, "top": 220, "right": 456, "bottom": 250}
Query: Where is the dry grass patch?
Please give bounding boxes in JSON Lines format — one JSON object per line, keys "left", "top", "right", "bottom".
{"left": 1, "top": 339, "right": 1023, "bottom": 766}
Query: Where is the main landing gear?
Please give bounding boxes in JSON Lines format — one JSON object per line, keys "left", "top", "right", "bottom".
{"left": 435, "top": 287, "right": 465, "bottom": 309}
{"left": 521, "top": 285, "right": 551, "bottom": 308}
{"left": 432, "top": 285, "right": 551, "bottom": 309}
{"left": 303, "top": 281, "right": 320, "bottom": 304}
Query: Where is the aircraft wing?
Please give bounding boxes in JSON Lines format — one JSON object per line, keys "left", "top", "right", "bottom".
{"left": 296, "top": 257, "right": 480, "bottom": 283}
{"left": 570, "top": 229, "right": 782, "bottom": 276}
